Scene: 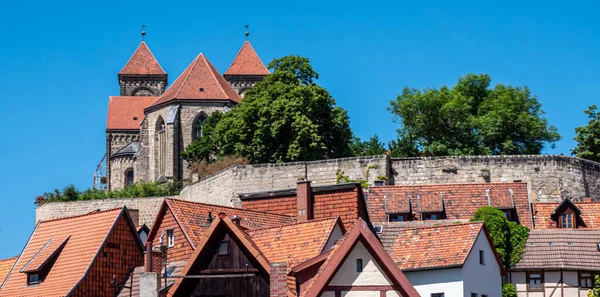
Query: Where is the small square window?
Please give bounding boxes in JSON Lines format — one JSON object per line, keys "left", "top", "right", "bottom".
{"left": 479, "top": 250, "right": 485, "bottom": 265}
{"left": 356, "top": 259, "right": 363, "bottom": 272}
{"left": 431, "top": 294, "right": 445, "bottom": 297}
{"left": 28, "top": 273, "right": 40, "bottom": 285}
{"left": 218, "top": 241, "right": 228, "bottom": 255}
{"left": 166, "top": 229, "right": 174, "bottom": 247}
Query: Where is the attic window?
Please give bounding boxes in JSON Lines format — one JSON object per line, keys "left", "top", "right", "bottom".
{"left": 199, "top": 88, "right": 204, "bottom": 92}
{"left": 218, "top": 240, "right": 229, "bottom": 255}
{"left": 373, "top": 225, "right": 383, "bottom": 234}
{"left": 356, "top": 259, "right": 363, "bottom": 272}
{"left": 568, "top": 242, "right": 573, "bottom": 246}
{"left": 133, "top": 117, "right": 138, "bottom": 121}
{"left": 166, "top": 229, "right": 174, "bottom": 248}
{"left": 28, "top": 273, "right": 40, "bottom": 286}
{"left": 549, "top": 242, "right": 554, "bottom": 246}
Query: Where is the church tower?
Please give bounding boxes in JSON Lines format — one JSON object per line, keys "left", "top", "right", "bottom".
{"left": 118, "top": 41, "right": 168, "bottom": 96}
{"left": 224, "top": 35, "right": 270, "bottom": 97}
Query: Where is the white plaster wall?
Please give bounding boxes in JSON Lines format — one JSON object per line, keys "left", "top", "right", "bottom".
{"left": 545, "top": 271, "right": 561, "bottom": 287}
{"left": 404, "top": 267, "right": 463, "bottom": 297}
{"left": 324, "top": 224, "right": 344, "bottom": 251}
{"left": 563, "top": 271, "right": 578, "bottom": 287}
{"left": 462, "top": 231, "right": 502, "bottom": 297}
{"left": 342, "top": 291, "right": 379, "bottom": 297}
{"left": 329, "top": 241, "right": 394, "bottom": 286}
{"left": 386, "top": 291, "right": 400, "bottom": 297}
{"left": 511, "top": 271, "right": 527, "bottom": 293}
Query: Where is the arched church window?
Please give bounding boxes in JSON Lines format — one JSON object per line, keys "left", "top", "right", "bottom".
{"left": 192, "top": 113, "right": 208, "bottom": 140}
{"left": 155, "top": 117, "right": 166, "bottom": 176}
{"left": 125, "top": 169, "right": 134, "bottom": 188}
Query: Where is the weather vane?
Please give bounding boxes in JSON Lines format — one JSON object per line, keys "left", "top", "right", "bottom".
{"left": 141, "top": 24, "right": 147, "bottom": 40}
{"left": 245, "top": 24, "right": 249, "bottom": 39}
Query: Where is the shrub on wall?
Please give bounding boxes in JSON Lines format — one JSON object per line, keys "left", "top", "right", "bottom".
{"left": 502, "top": 283, "right": 517, "bottom": 297}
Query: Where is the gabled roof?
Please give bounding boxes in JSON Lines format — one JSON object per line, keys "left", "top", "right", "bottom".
{"left": 106, "top": 96, "right": 156, "bottom": 130}
{"left": 368, "top": 182, "right": 532, "bottom": 228}
{"left": 147, "top": 198, "right": 296, "bottom": 249}
{"left": 513, "top": 229, "right": 600, "bottom": 270}
{"left": 248, "top": 217, "right": 343, "bottom": 267}
{"left": 224, "top": 40, "right": 270, "bottom": 76}
{"left": 1, "top": 208, "right": 141, "bottom": 296}
{"left": 111, "top": 141, "right": 141, "bottom": 158}
{"left": 300, "top": 218, "right": 419, "bottom": 297}
{"left": 551, "top": 198, "right": 581, "bottom": 219}
{"left": 0, "top": 256, "right": 17, "bottom": 286}
{"left": 533, "top": 200, "right": 600, "bottom": 229}
{"left": 168, "top": 217, "right": 270, "bottom": 296}
{"left": 383, "top": 222, "right": 505, "bottom": 274}
{"left": 119, "top": 41, "right": 166, "bottom": 75}
{"left": 147, "top": 53, "right": 241, "bottom": 109}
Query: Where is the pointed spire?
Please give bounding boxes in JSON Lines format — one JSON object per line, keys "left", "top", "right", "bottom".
{"left": 119, "top": 41, "right": 166, "bottom": 75}
{"left": 147, "top": 53, "right": 241, "bottom": 109}
{"left": 224, "top": 40, "right": 270, "bottom": 76}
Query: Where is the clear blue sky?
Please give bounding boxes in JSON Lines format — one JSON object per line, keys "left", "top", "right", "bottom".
{"left": 0, "top": 0, "right": 598, "bottom": 258}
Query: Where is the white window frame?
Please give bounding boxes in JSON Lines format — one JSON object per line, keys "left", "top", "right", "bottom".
{"left": 167, "top": 229, "right": 175, "bottom": 247}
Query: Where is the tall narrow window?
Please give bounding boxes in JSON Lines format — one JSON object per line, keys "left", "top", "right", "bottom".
{"left": 560, "top": 213, "right": 573, "bottom": 228}
{"left": 125, "top": 169, "right": 134, "bottom": 188}
{"left": 192, "top": 113, "right": 207, "bottom": 140}
{"left": 356, "top": 259, "right": 363, "bottom": 272}
{"left": 166, "top": 229, "right": 174, "bottom": 247}
{"left": 479, "top": 250, "right": 485, "bottom": 265}
{"left": 156, "top": 117, "right": 166, "bottom": 176}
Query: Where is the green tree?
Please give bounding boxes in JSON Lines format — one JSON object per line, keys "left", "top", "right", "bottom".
{"left": 502, "top": 283, "right": 517, "bottom": 297}
{"left": 588, "top": 273, "right": 600, "bottom": 297}
{"left": 470, "top": 206, "right": 529, "bottom": 267}
{"left": 201, "top": 56, "right": 353, "bottom": 163}
{"left": 350, "top": 134, "right": 387, "bottom": 156}
{"left": 388, "top": 74, "right": 560, "bottom": 156}
{"left": 572, "top": 105, "right": 600, "bottom": 162}
{"left": 182, "top": 111, "right": 223, "bottom": 163}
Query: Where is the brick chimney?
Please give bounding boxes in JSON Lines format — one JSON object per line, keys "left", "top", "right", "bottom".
{"left": 128, "top": 209, "right": 140, "bottom": 227}
{"left": 270, "top": 262, "right": 288, "bottom": 297}
{"left": 297, "top": 180, "right": 313, "bottom": 222}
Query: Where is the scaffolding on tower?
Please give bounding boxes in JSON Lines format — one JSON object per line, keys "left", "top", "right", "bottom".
{"left": 93, "top": 155, "right": 107, "bottom": 190}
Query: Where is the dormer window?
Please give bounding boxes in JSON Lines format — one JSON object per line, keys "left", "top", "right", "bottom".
{"left": 551, "top": 198, "right": 581, "bottom": 229}
{"left": 422, "top": 212, "right": 445, "bottom": 220}
{"left": 389, "top": 213, "right": 410, "bottom": 222}
{"left": 27, "top": 273, "right": 40, "bottom": 286}
{"left": 560, "top": 213, "right": 573, "bottom": 229}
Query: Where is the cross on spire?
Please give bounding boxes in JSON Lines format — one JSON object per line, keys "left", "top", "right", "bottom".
{"left": 245, "top": 24, "right": 249, "bottom": 39}
{"left": 141, "top": 24, "right": 147, "bottom": 40}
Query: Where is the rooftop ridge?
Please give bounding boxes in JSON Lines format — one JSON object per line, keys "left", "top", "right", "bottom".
{"left": 165, "top": 198, "right": 295, "bottom": 219}
{"left": 118, "top": 41, "right": 166, "bottom": 75}
{"left": 173, "top": 54, "right": 200, "bottom": 100}
{"left": 38, "top": 207, "right": 123, "bottom": 224}
{"left": 390, "top": 221, "right": 484, "bottom": 231}
{"left": 224, "top": 40, "right": 270, "bottom": 76}
{"left": 202, "top": 54, "right": 230, "bottom": 100}
{"left": 371, "top": 182, "right": 525, "bottom": 190}
{"left": 247, "top": 216, "right": 339, "bottom": 233}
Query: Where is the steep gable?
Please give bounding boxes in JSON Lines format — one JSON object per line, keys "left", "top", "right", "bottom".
{"left": 224, "top": 40, "right": 270, "bottom": 76}
{"left": 119, "top": 41, "right": 166, "bottom": 75}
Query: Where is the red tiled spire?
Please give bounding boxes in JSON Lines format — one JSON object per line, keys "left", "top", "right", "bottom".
{"left": 119, "top": 41, "right": 166, "bottom": 75}
{"left": 224, "top": 40, "right": 270, "bottom": 76}
{"left": 147, "top": 53, "right": 241, "bottom": 109}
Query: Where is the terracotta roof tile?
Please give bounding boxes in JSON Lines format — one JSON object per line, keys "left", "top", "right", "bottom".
{"left": 20, "top": 235, "right": 70, "bottom": 273}
{"left": 106, "top": 96, "right": 156, "bottom": 130}
{"left": 0, "top": 209, "right": 124, "bottom": 296}
{"left": 385, "top": 222, "right": 483, "bottom": 271}
{"left": 0, "top": 256, "right": 17, "bottom": 285}
{"left": 368, "top": 182, "right": 532, "bottom": 228}
{"left": 224, "top": 41, "right": 270, "bottom": 76}
{"left": 533, "top": 201, "right": 600, "bottom": 229}
{"left": 117, "top": 260, "right": 187, "bottom": 297}
{"left": 165, "top": 198, "right": 296, "bottom": 248}
{"left": 513, "top": 229, "right": 600, "bottom": 270}
{"left": 147, "top": 54, "right": 240, "bottom": 109}
{"left": 248, "top": 218, "right": 339, "bottom": 266}
{"left": 119, "top": 41, "right": 166, "bottom": 75}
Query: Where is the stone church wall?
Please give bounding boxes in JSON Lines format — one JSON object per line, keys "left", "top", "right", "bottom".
{"left": 109, "top": 157, "right": 134, "bottom": 190}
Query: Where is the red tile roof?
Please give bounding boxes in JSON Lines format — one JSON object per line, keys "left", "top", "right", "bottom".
{"left": 0, "top": 209, "right": 127, "bottom": 296}
{"left": 368, "top": 182, "right": 532, "bottom": 228}
{"left": 533, "top": 201, "right": 600, "bottom": 229}
{"left": 106, "top": 96, "right": 156, "bottom": 130}
{"left": 0, "top": 256, "right": 17, "bottom": 286}
{"left": 148, "top": 198, "right": 296, "bottom": 249}
{"left": 224, "top": 40, "right": 270, "bottom": 76}
{"left": 119, "top": 41, "right": 166, "bottom": 75}
{"left": 20, "top": 235, "right": 70, "bottom": 273}
{"left": 385, "top": 222, "right": 502, "bottom": 272}
{"left": 248, "top": 218, "right": 340, "bottom": 266}
{"left": 147, "top": 53, "right": 241, "bottom": 109}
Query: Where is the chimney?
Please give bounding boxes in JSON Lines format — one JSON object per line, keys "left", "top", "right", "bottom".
{"left": 145, "top": 242, "right": 152, "bottom": 272}
{"left": 270, "top": 262, "right": 288, "bottom": 297}
{"left": 296, "top": 180, "right": 313, "bottom": 222}
{"left": 549, "top": 221, "right": 558, "bottom": 229}
{"left": 128, "top": 209, "right": 140, "bottom": 227}
{"left": 583, "top": 197, "right": 593, "bottom": 203}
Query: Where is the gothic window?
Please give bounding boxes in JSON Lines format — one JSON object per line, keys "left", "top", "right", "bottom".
{"left": 125, "top": 169, "right": 134, "bottom": 188}
{"left": 155, "top": 117, "right": 166, "bottom": 176}
{"left": 192, "top": 113, "right": 208, "bottom": 140}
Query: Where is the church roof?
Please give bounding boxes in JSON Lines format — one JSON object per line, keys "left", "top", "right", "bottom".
{"left": 119, "top": 41, "right": 166, "bottom": 75}
{"left": 224, "top": 40, "right": 270, "bottom": 76}
{"left": 146, "top": 53, "right": 241, "bottom": 109}
{"left": 106, "top": 96, "right": 157, "bottom": 130}
{"left": 111, "top": 141, "right": 141, "bottom": 158}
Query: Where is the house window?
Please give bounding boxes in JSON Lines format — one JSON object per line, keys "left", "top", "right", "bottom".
{"left": 580, "top": 272, "right": 593, "bottom": 288}
{"left": 482, "top": 295, "right": 488, "bottom": 297}
{"left": 471, "top": 294, "right": 478, "bottom": 297}
{"left": 356, "top": 259, "right": 363, "bottom": 272}
{"left": 527, "top": 272, "right": 543, "bottom": 291}
{"left": 389, "top": 213, "right": 409, "bottom": 222}
{"left": 192, "top": 113, "right": 208, "bottom": 140}
{"left": 502, "top": 209, "right": 514, "bottom": 221}
{"left": 560, "top": 213, "right": 574, "bottom": 228}
{"left": 155, "top": 117, "right": 166, "bottom": 175}
{"left": 125, "top": 169, "right": 134, "bottom": 188}
{"left": 166, "top": 229, "right": 174, "bottom": 247}
{"left": 431, "top": 294, "right": 444, "bottom": 297}
{"left": 28, "top": 273, "right": 40, "bottom": 285}
{"left": 423, "top": 212, "right": 443, "bottom": 220}
{"left": 218, "top": 240, "right": 228, "bottom": 255}
{"left": 479, "top": 250, "right": 485, "bottom": 265}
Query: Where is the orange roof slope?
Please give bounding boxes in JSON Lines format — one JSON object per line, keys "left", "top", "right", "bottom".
{"left": 224, "top": 40, "right": 270, "bottom": 76}
{"left": 147, "top": 54, "right": 241, "bottom": 109}
{"left": 0, "top": 256, "right": 17, "bottom": 285}
{"left": 154, "top": 198, "right": 296, "bottom": 248}
{"left": 20, "top": 235, "right": 70, "bottom": 273}
{"left": 119, "top": 41, "right": 166, "bottom": 75}
{"left": 0, "top": 209, "right": 123, "bottom": 296}
{"left": 106, "top": 96, "right": 156, "bottom": 130}
{"left": 248, "top": 218, "right": 339, "bottom": 266}
{"left": 534, "top": 201, "right": 600, "bottom": 229}
{"left": 387, "top": 222, "right": 483, "bottom": 271}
